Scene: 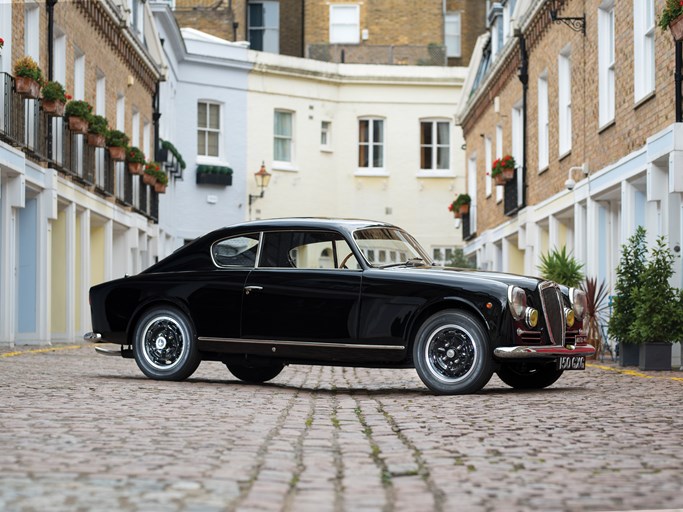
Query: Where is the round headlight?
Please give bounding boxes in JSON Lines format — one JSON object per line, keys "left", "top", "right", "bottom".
{"left": 565, "top": 307, "right": 575, "bottom": 328}
{"left": 570, "top": 288, "right": 587, "bottom": 321}
{"left": 525, "top": 308, "right": 539, "bottom": 328}
{"left": 507, "top": 286, "right": 527, "bottom": 321}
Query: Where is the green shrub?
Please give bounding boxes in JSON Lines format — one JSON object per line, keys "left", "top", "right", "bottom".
{"left": 64, "top": 100, "right": 92, "bottom": 119}
{"left": 41, "top": 81, "right": 66, "bottom": 102}
{"left": 127, "top": 146, "right": 145, "bottom": 164}
{"left": 14, "top": 56, "right": 43, "bottom": 82}
{"left": 87, "top": 114, "right": 108, "bottom": 136}
{"left": 106, "top": 129, "right": 129, "bottom": 148}
{"left": 538, "top": 246, "right": 584, "bottom": 288}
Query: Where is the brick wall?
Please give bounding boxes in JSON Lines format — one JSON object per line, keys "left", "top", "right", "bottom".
{"left": 446, "top": 0, "right": 487, "bottom": 67}
{"left": 460, "top": 0, "right": 676, "bottom": 235}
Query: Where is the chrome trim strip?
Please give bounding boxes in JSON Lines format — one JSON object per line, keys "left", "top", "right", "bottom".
{"left": 493, "top": 345, "right": 596, "bottom": 359}
{"left": 198, "top": 337, "right": 405, "bottom": 351}
{"left": 95, "top": 346, "right": 123, "bottom": 356}
{"left": 83, "top": 332, "right": 102, "bottom": 342}
{"left": 539, "top": 281, "right": 565, "bottom": 346}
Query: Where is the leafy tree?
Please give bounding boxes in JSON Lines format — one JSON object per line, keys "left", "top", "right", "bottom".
{"left": 445, "top": 248, "right": 476, "bottom": 269}
{"left": 608, "top": 226, "right": 647, "bottom": 345}
{"left": 538, "top": 246, "right": 584, "bottom": 288}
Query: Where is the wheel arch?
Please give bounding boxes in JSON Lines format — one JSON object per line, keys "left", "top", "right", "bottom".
{"left": 125, "top": 298, "right": 194, "bottom": 346}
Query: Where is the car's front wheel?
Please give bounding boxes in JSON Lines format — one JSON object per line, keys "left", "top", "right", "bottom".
{"left": 133, "top": 306, "right": 200, "bottom": 381}
{"left": 413, "top": 310, "right": 493, "bottom": 394}
{"left": 226, "top": 363, "right": 284, "bottom": 383}
{"left": 496, "top": 363, "right": 564, "bottom": 389}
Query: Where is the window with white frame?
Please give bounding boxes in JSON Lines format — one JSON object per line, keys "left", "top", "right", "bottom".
{"left": 489, "top": 3, "right": 503, "bottom": 56}
{"left": 248, "top": 1, "right": 280, "bottom": 53}
{"left": 485, "top": 135, "right": 492, "bottom": 197}
{"left": 330, "top": 4, "right": 360, "bottom": 44}
{"left": 633, "top": 0, "right": 655, "bottom": 103}
{"left": 512, "top": 103, "right": 524, "bottom": 208}
{"left": 432, "top": 247, "right": 454, "bottom": 266}
{"left": 445, "top": 12, "right": 461, "bottom": 58}
{"left": 321, "top": 120, "right": 331, "bottom": 149}
{"left": 558, "top": 47, "right": 572, "bottom": 156}
{"left": 495, "top": 124, "right": 503, "bottom": 202}
{"left": 467, "top": 154, "right": 477, "bottom": 232}
{"left": 274, "top": 110, "right": 293, "bottom": 163}
{"left": 420, "top": 120, "right": 450, "bottom": 171}
{"left": 197, "top": 101, "right": 221, "bottom": 158}
{"left": 537, "top": 71, "right": 549, "bottom": 171}
{"left": 598, "top": 1, "right": 615, "bottom": 127}
{"left": 358, "top": 118, "right": 384, "bottom": 170}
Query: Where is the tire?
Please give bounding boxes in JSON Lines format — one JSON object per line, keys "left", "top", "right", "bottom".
{"left": 227, "top": 363, "right": 284, "bottom": 383}
{"left": 413, "top": 310, "right": 494, "bottom": 395}
{"left": 497, "top": 362, "right": 564, "bottom": 390}
{"left": 133, "top": 306, "right": 200, "bottom": 381}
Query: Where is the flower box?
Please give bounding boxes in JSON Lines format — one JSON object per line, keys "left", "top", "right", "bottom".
{"left": 154, "top": 182, "right": 167, "bottom": 194}
{"left": 670, "top": 13, "right": 683, "bottom": 41}
{"left": 128, "top": 162, "right": 144, "bottom": 175}
{"left": 87, "top": 133, "right": 106, "bottom": 148}
{"left": 196, "top": 172, "right": 232, "bottom": 186}
{"left": 143, "top": 172, "right": 157, "bottom": 186}
{"left": 494, "top": 173, "right": 506, "bottom": 186}
{"left": 42, "top": 99, "right": 65, "bottom": 117}
{"left": 15, "top": 76, "right": 40, "bottom": 99}
{"left": 108, "top": 146, "right": 126, "bottom": 162}
{"left": 68, "top": 116, "right": 89, "bottom": 135}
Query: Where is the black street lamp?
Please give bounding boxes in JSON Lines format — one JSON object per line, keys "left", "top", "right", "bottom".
{"left": 248, "top": 162, "right": 271, "bottom": 219}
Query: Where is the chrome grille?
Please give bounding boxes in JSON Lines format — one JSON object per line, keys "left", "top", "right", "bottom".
{"left": 539, "top": 282, "right": 565, "bottom": 346}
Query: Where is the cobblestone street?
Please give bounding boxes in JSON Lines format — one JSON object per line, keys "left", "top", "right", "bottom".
{"left": 1, "top": 344, "right": 682, "bottom": 512}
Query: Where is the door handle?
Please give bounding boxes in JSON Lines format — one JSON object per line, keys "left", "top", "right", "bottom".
{"left": 244, "top": 285, "right": 263, "bottom": 295}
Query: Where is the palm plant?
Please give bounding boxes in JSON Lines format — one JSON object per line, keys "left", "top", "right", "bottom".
{"left": 538, "top": 246, "right": 584, "bottom": 288}
{"left": 581, "top": 277, "right": 610, "bottom": 357}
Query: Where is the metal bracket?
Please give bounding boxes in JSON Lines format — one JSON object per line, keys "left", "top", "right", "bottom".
{"left": 549, "top": 10, "right": 586, "bottom": 35}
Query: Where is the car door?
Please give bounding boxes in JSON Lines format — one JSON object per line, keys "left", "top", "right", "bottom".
{"left": 241, "top": 230, "right": 362, "bottom": 343}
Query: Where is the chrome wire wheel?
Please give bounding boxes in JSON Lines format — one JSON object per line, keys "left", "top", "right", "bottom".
{"left": 141, "top": 315, "right": 187, "bottom": 371}
{"left": 425, "top": 324, "right": 477, "bottom": 383}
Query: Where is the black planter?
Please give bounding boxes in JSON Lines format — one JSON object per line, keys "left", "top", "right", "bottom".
{"left": 638, "top": 342, "right": 673, "bottom": 371}
{"left": 619, "top": 343, "right": 639, "bottom": 367}
{"left": 196, "top": 173, "right": 232, "bottom": 186}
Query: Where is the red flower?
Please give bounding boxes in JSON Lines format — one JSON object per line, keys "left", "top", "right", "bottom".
{"left": 0, "top": 38, "right": 4, "bottom": 46}
{"left": 66, "top": 94, "right": 72, "bottom": 100}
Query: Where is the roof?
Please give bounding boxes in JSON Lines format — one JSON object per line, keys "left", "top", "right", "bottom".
{"left": 221, "top": 217, "right": 396, "bottom": 234}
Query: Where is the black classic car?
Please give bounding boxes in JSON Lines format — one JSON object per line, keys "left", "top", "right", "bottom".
{"left": 85, "top": 218, "right": 594, "bottom": 394}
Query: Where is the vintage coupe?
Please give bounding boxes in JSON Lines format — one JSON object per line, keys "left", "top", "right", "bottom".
{"left": 86, "top": 218, "right": 594, "bottom": 394}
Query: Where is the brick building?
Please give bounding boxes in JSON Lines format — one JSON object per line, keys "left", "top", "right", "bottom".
{"left": 456, "top": 0, "right": 682, "bottom": 363}
{"left": 164, "top": 0, "right": 486, "bottom": 65}
{"left": 0, "top": 0, "right": 180, "bottom": 346}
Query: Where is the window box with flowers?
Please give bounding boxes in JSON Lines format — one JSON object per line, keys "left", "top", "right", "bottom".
{"left": 87, "top": 114, "right": 108, "bottom": 147}
{"left": 196, "top": 164, "right": 233, "bottom": 186}
{"left": 143, "top": 162, "right": 161, "bottom": 186}
{"left": 41, "top": 81, "right": 68, "bottom": 117}
{"left": 127, "top": 147, "right": 146, "bottom": 175}
{"left": 448, "top": 193, "right": 471, "bottom": 218}
{"left": 491, "top": 155, "right": 516, "bottom": 185}
{"left": 154, "top": 170, "right": 169, "bottom": 194}
{"left": 105, "top": 130, "right": 129, "bottom": 161}
{"left": 64, "top": 100, "right": 92, "bottom": 134}
{"left": 659, "top": 0, "right": 683, "bottom": 40}
{"left": 13, "top": 56, "right": 43, "bottom": 99}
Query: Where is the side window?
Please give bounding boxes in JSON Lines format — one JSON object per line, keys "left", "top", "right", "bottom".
{"left": 260, "top": 231, "right": 360, "bottom": 269}
{"left": 212, "top": 234, "right": 260, "bottom": 267}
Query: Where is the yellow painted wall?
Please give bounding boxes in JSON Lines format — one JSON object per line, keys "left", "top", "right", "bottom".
{"left": 509, "top": 244, "right": 525, "bottom": 275}
{"left": 50, "top": 211, "right": 67, "bottom": 334}
{"left": 90, "top": 225, "right": 105, "bottom": 286}
{"left": 75, "top": 213, "right": 82, "bottom": 329}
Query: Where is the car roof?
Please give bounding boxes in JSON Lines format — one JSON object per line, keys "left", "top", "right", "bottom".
{"left": 216, "top": 217, "right": 397, "bottom": 236}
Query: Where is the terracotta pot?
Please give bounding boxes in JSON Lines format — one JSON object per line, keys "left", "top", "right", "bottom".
{"left": 670, "top": 14, "right": 683, "bottom": 41}
{"left": 68, "top": 116, "right": 89, "bottom": 135}
{"left": 494, "top": 173, "right": 506, "bottom": 186}
{"left": 128, "top": 162, "right": 144, "bottom": 175}
{"left": 502, "top": 167, "right": 515, "bottom": 181}
{"left": 87, "top": 133, "right": 106, "bottom": 148}
{"left": 15, "top": 76, "right": 40, "bottom": 99}
{"left": 42, "top": 99, "right": 65, "bottom": 117}
{"left": 108, "top": 146, "right": 126, "bottom": 161}
{"left": 143, "top": 173, "right": 157, "bottom": 186}
{"left": 458, "top": 203, "right": 470, "bottom": 215}
{"left": 154, "top": 183, "right": 167, "bottom": 194}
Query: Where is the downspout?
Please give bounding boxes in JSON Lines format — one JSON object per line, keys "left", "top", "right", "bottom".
{"left": 153, "top": 80, "right": 161, "bottom": 162}
{"left": 301, "top": 0, "right": 305, "bottom": 57}
{"left": 517, "top": 32, "right": 528, "bottom": 209}
{"left": 47, "top": 0, "right": 58, "bottom": 161}
{"left": 677, "top": 41, "right": 682, "bottom": 123}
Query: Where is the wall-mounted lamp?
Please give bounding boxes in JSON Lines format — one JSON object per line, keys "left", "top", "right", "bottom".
{"left": 565, "top": 163, "right": 589, "bottom": 191}
{"left": 248, "top": 162, "right": 272, "bottom": 219}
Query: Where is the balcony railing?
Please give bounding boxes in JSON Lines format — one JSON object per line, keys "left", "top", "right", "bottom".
{"left": 0, "top": 72, "right": 158, "bottom": 222}
{"left": 307, "top": 44, "right": 447, "bottom": 66}
{"left": 503, "top": 168, "right": 524, "bottom": 217}
{"left": 462, "top": 212, "right": 476, "bottom": 241}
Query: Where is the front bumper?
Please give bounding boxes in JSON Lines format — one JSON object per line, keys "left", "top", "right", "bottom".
{"left": 493, "top": 344, "right": 595, "bottom": 360}
{"left": 83, "top": 332, "right": 102, "bottom": 342}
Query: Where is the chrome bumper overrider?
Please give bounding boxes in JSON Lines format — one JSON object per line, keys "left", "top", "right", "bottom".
{"left": 83, "top": 332, "right": 102, "bottom": 342}
{"left": 494, "top": 344, "right": 596, "bottom": 359}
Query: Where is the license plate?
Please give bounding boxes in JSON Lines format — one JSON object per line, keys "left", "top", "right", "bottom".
{"left": 557, "top": 355, "right": 585, "bottom": 370}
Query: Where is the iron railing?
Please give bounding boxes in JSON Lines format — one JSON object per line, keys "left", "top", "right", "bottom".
{"left": 307, "top": 44, "right": 447, "bottom": 66}
{"left": 504, "top": 168, "right": 523, "bottom": 217}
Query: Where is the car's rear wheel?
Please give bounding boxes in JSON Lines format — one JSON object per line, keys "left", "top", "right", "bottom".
{"left": 133, "top": 306, "right": 200, "bottom": 381}
{"left": 413, "top": 310, "right": 493, "bottom": 395}
{"left": 226, "top": 363, "right": 284, "bottom": 383}
{"left": 496, "top": 362, "right": 564, "bottom": 389}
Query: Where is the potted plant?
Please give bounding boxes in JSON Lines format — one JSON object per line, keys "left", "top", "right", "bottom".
{"left": 455, "top": 194, "right": 471, "bottom": 215}
{"left": 64, "top": 99, "right": 92, "bottom": 134}
{"left": 143, "top": 161, "right": 160, "bottom": 186}
{"left": 196, "top": 164, "right": 233, "bottom": 186}
{"left": 154, "top": 169, "right": 169, "bottom": 194}
{"left": 87, "top": 114, "right": 108, "bottom": 147}
{"left": 106, "top": 129, "right": 129, "bottom": 161}
{"left": 580, "top": 277, "right": 610, "bottom": 359}
{"left": 41, "top": 81, "right": 67, "bottom": 116}
{"left": 538, "top": 246, "right": 584, "bottom": 288}
{"left": 13, "top": 56, "right": 43, "bottom": 98}
{"left": 629, "top": 237, "right": 683, "bottom": 370}
{"left": 491, "top": 155, "right": 516, "bottom": 185}
{"left": 659, "top": 0, "right": 683, "bottom": 40}
{"left": 126, "top": 147, "right": 146, "bottom": 175}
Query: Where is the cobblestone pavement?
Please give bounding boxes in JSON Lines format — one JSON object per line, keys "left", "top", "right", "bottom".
{"left": 1, "top": 345, "right": 683, "bottom": 512}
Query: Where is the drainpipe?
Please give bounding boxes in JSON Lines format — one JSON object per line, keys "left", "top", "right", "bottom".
{"left": 517, "top": 32, "right": 528, "bottom": 209}
{"left": 153, "top": 80, "right": 161, "bottom": 162}
{"left": 677, "top": 41, "right": 682, "bottom": 123}
{"left": 47, "top": 0, "right": 58, "bottom": 160}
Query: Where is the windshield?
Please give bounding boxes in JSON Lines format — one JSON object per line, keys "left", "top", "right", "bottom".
{"left": 353, "top": 228, "right": 432, "bottom": 268}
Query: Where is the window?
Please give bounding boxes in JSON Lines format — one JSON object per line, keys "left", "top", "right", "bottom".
{"left": 420, "top": 121, "right": 450, "bottom": 170}
{"left": 358, "top": 118, "right": 384, "bottom": 170}
{"left": 558, "top": 48, "right": 572, "bottom": 155}
{"left": 198, "top": 101, "right": 220, "bottom": 158}
{"left": 537, "top": 72, "right": 549, "bottom": 171}
{"left": 598, "top": 1, "right": 615, "bottom": 127}
{"left": 484, "top": 135, "right": 492, "bottom": 197}
{"left": 445, "top": 12, "right": 461, "bottom": 58}
{"left": 432, "top": 247, "right": 454, "bottom": 266}
{"left": 633, "top": 0, "right": 655, "bottom": 102}
{"left": 495, "top": 125, "right": 503, "bottom": 202}
{"left": 131, "top": 0, "right": 143, "bottom": 36}
{"left": 330, "top": 4, "right": 360, "bottom": 44}
{"left": 512, "top": 103, "right": 524, "bottom": 208}
{"left": 274, "top": 110, "right": 293, "bottom": 163}
{"left": 467, "top": 155, "right": 477, "bottom": 232}
{"left": 259, "top": 231, "right": 358, "bottom": 269}
{"left": 248, "top": 1, "right": 279, "bottom": 53}
{"left": 212, "top": 235, "right": 260, "bottom": 268}
{"left": 321, "top": 120, "right": 331, "bottom": 149}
